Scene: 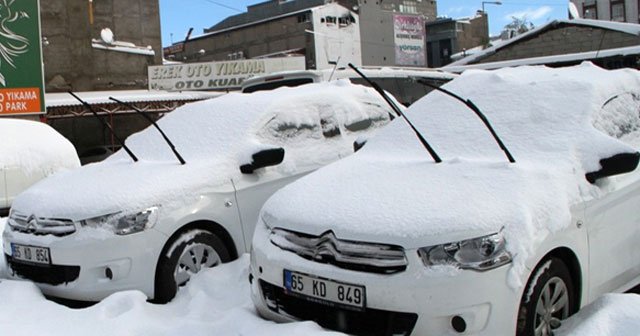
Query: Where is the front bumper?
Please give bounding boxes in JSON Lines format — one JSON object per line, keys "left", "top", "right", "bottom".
{"left": 2, "top": 225, "right": 168, "bottom": 301}
{"left": 250, "top": 223, "right": 523, "bottom": 335}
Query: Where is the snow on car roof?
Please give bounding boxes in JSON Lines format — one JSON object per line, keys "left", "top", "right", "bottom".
{"left": 262, "top": 63, "right": 640, "bottom": 287}
{"left": 0, "top": 119, "right": 80, "bottom": 173}
{"left": 11, "top": 80, "right": 393, "bottom": 219}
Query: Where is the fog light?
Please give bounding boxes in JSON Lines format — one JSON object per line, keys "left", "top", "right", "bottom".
{"left": 105, "top": 267, "right": 113, "bottom": 280}
{"left": 451, "top": 315, "right": 467, "bottom": 333}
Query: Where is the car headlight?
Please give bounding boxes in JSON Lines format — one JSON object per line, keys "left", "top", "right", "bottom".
{"left": 80, "top": 206, "right": 159, "bottom": 235}
{"left": 417, "top": 230, "right": 511, "bottom": 271}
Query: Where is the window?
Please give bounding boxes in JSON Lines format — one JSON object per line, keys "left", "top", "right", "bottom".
{"left": 297, "top": 13, "right": 310, "bottom": 23}
{"left": 611, "top": 0, "right": 626, "bottom": 21}
{"left": 583, "top": 1, "right": 597, "bottom": 19}
{"left": 399, "top": 1, "right": 418, "bottom": 13}
{"left": 593, "top": 92, "right": 640, "bottom": 148}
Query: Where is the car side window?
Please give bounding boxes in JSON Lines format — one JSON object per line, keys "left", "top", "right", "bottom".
{"left": 593, "top": 92, "right": 640, "bottom": 149}
{"left": 259, "top": 115, "right": 321, "bottom": 143}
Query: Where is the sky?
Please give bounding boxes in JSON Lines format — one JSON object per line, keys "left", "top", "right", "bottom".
{"left": 159, "top": 0, "right": 571, "bottom": 47}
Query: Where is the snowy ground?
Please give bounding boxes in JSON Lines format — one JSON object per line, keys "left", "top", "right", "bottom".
{"left": 1, "top": 216, "right": 639, "bottom": 336}
{"left": 0, "top": 218, "right": 344, "bottom": 336}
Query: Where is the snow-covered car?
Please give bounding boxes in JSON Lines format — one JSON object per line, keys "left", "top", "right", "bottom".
{"left": 2, "top": 81, "right": 394, "bottom": 303}
{"left": 0, "top": 119, "right": 80, "bottom": 216}
{"left": 249, "top": 63, "right": 640, "bottom": 336}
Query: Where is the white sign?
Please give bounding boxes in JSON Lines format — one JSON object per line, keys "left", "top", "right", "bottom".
{"left": 148, "top": 57, "right": 306, "bottom": 91}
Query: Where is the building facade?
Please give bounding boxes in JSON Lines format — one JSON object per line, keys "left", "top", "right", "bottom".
{"left": 167, "top": 0, "right": 438, "bottom": 69}
{"left": 571, "top": 0, "right": 640, "bottom": 23}
{"left": 166, "top": 1, "right": 361, "bottom": 70}
{"left": 425, "top": 12, "right": 489, "bottom": 67}
{"left": 41, "top": 0, "right": 162, "bottom": 92}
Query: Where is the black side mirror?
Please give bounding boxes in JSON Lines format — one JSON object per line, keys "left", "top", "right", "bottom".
{"left": 353, "top": 139, "right": 367, "bottom": 152}
{"left": 240, "top": 147, "right": 285, "bottom": 174}
{"left": 586, "top": 152, "right": 640, "bottom": 183}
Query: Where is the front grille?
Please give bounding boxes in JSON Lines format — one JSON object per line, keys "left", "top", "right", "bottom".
{"left": 270, "top": 228, "right": 407, "bottom": 274}
{"left": 8, "top": 213, "right": 76, "bottom": 237}
{"left": 5, "top": 254, "right": 80, "bottom": 285}
{"left": 260, "top": 280, "right": 418, "bottom": 336}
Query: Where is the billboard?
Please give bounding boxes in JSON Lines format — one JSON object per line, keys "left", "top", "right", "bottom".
{"left": 394, "top": 15, "right": 426, "bottom": 67}
{"left": 0, "top": 0, "right": 45, "bottom": 115}
{"left": 148, "top": 57, "right": 306, "bottom": 91}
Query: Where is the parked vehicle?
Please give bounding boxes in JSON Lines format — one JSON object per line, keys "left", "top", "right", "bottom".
{"left": 0, "top": 119, "right": 80, "bottom": 216}
{"left": 249, "top": 64, "right": 640, "bottom": 336}
{"left": 241, "top": 67, "right": 456, "bottom": 106}
{"left": 2, "top": 81, "right": 394, "bottom": 303}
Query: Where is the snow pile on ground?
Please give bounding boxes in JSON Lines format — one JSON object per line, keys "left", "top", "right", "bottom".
{"left": 0, "top": 119, "right": 79, "bottom": 174}
{"left": 557, "top": 294, "right": 640, "bottom": 336}
{"left": 261, "top": 63, "right": 640, "bottom": 288}
{"left": 10, "top": 81, "right": 392, "bottom": 220}
{"left": 0, "top": 253, "right": 344, "bottom": 336}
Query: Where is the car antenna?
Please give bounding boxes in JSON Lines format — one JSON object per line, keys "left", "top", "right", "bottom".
{"left": 413, "top": 78, "right": 516, "bottom": 163}
{"left": 68, "top": 91, "right": 139, "bottom": 163}
{"left": 348, "top": 63, "right": 442, "bottom": 163}
{"left": 109, "top": 97, "right": 186, "bottom": 165}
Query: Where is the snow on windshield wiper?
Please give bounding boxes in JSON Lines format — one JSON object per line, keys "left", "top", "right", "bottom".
{"left": 348, "top": 63, "right": 442, "bottom": 163}
{"left": 413, "top": 78, "right": 516, "bottom": 163}
{"left": 109, "top": 97, "right": 186, "bottom": 165}
{"left": 68, "top": 91, "right": 139, "bottom": 163}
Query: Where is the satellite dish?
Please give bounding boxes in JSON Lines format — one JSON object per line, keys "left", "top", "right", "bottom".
{"left": 100, "top": 28, "right": 114, "bottom": 44}
{"left": 569, "top": 3, "right": 580, "bottom": 19}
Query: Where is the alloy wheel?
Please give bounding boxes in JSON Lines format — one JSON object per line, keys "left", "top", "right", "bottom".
{"left": 173, "top": 243, "right": 221, "bottom": 286}
{"left": 534, "top": 276, "right": 570, "bottom": 336}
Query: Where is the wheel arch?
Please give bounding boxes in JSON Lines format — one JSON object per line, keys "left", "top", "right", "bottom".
{"left": 162, "top": 220, "right": 240, "bottom": 261}
{"left": 536, "top": 247, "right": 583, "bottom": 310}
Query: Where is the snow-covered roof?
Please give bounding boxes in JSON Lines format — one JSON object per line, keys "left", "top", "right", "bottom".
{"left": 0, "top": 119, "right": 80, "bottom": 173}
{"left": 445, "top": 45, "right": 640, "bottom": 72}
{"left": 447, "top": 19, "right": 640, "bottom": 67}
{"left": 46, "top": 90, "right": 224, "bottom": 108}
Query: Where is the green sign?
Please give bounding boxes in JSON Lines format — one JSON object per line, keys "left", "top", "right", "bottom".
{"left": 0, "top": 0, "right": 44, "bottom": 115}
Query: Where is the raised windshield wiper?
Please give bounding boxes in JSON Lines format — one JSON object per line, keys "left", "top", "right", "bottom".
{"left": 109, "top": 97, "right": 186, "bottom": 165}
{"left": 68, "top": 91, "right": 139, "bottom": 163}
{"left": 413, "top": 78, "right": 516, "bottom": 163}
{"left": 348, "top": 63, "right": 442, "bottom": 163}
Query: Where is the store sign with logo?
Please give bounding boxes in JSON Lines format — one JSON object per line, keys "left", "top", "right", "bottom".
{"left": 0, "top": 0, "right": 45, "bottom": 115}
{"left": 148, "top": 57, "right": 306, "bottom": 91}
{"left": 394, "top": 14, "right": 426, "bottom": 67}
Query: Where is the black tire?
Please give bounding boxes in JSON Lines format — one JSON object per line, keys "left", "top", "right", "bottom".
{"left": 153, "top": 229, "right": 230, "bottom": 303}
{"left": 516, "top": 257, "right": 576, "bottom": 336}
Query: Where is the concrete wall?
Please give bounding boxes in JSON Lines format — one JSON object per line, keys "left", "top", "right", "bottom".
{"left": 176, "top": 13, "right": 315, "bottom": 69}
{"left": 41, "top": 0, "right": 162, "bottom": 92}
{"left": 475, "top": 23, "right": 640, "bottom": 64}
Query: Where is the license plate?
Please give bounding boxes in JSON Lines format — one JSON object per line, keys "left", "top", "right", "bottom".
{"left": 10, "top": 243, "right": 51, "bottom": 265}
{"left": 284, "top": 269, "right": 365, "bottom": 311}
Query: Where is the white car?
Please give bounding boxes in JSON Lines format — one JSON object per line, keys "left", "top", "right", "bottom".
{"left": 0, "top": 119, "right": 80, "bottom": 216}
{"left": 250, "top": 64, "right": 640, "bottom": 336}
{"left": 2, "top": 81, "right": 393, "bottom": 303}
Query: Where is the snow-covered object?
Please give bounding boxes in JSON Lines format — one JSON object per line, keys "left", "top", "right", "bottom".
{"left": 558, "top": 294, "right": 640, "bottom": 336}
{"left": 0, "top": 119, "right": 79, "bottom": 175}
{"left": 0, "top": 254, "right": 344, "bottom": 336}
{"left": 261, "top": 63, "right": 640, "bottom": 281}
{"left": 11, "top": 80, "right": 391, "bottom": 220}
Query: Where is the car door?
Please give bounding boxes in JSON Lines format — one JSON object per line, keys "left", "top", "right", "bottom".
{"left": 585, "top": 91, "right": 640, "bottom": 300}
{"left": 231, "top": 113, "right": 328, "bottom": 251}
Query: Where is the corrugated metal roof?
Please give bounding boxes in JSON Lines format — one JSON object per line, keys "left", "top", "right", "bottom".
{"left": 46, "top": 90, "right": 224, "bottom": 108}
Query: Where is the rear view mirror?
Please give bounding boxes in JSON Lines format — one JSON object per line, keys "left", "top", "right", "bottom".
{"left": 586, "top": 152, "right": 640, "bottom": 183}
{"left": 240, "top": 147, "right": 285, "bottom": 174}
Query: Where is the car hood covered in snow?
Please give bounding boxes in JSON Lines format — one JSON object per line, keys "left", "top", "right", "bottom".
{"left": 262, "top": 63, "right": 640, "bottom": 275}
{"left": 11, "top": 80, "right": 392, "bottom": 220}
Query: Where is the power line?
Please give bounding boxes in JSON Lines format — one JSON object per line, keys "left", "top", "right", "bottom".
{"left": 201, "top": 0, "right": 243, "bottom": 12}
